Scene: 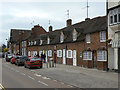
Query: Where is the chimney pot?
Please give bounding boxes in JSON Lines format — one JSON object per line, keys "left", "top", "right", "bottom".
{"left": 85, "top": 18, "right": 90, "bottom": 21}
{"left": 49, "top": 26, "right": 52, "bottom": 32}
{"left": 66, "top": 19, "right": 72, "bottom": 27}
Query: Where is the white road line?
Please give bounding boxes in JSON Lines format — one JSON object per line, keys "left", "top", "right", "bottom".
{"left": 42, "top": 77, "right": 50, "bottom": 80}
{"left": 34, "top": 74, "right": 42, "bottom": 77}
{"left": 28, "top": 76, "right": 35, "bottom": 80}
{"left": 20, "top": 73, "right": 26, "bottom": 76}
{"left": 38, "top": 81, "right": 48, "bottom": 86}
{"left": 30, "top": 70, "right": 35, "bottom": 72}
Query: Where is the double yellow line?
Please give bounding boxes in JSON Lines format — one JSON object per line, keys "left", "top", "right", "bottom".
{"left": 0, "top": 84, "right": 5, "bottom": 90}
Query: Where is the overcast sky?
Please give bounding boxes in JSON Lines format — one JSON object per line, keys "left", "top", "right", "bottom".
{"left": 0, "top": 0, "right": 106, "bottom": 46}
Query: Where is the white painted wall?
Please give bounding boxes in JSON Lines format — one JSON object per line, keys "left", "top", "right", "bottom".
{"left": 114, "top": 48, "right": 118, "bottom": 69}
{"left": 108, "top": 48, "right": 114, "bottom": 69}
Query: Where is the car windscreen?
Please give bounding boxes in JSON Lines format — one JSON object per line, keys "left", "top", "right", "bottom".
{"left": 20, "top": 56, "right": 28, "bottom": 60}
{"left": 31, "top": 58, "right": 40, "bottom": 61}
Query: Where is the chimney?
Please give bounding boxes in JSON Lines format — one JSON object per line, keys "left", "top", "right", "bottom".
{"left": 85, "top": 18, "right": 90, "bottom": 21}
{"left": 66, "top": 19, "right": 72, "bottom": 27}
{"left": 49, "top": 26, "right": 52, "bottom": 32}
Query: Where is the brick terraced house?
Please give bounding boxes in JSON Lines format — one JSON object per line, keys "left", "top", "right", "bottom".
{"left": 26, "top": 16, "right": 107, "bottom": 70}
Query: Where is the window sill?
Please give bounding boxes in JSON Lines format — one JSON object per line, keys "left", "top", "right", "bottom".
{"left": 83, "top": 59, "right": 92, "bottom": 60}
{"left": 86, "top": 42, "right": 91, "bottom": 44}
{"left": 97, "top": 60, "right": 107, "bottom": 62}
{"left": 100, "top": 40, "right": 106, "bottom": 42}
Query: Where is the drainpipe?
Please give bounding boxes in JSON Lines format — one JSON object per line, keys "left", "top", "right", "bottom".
{"left": 106, "top": 0, "right": 109, "bottom": 71}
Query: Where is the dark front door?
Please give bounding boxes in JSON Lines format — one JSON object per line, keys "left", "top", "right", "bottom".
{"left": 92, "top": 51, "right": 97, "bottom": 68}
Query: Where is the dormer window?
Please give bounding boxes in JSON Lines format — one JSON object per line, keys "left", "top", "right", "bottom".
{"left": 47, "top": 37, "right": 50, "bottom": 44}
{"left": 60, "top": 32, "right": 64, "bottom": 43}
{"left": 73, "top": 30, "right": 77, "bottom": 41}
{"left": 34, "top": 41, "right": 36, "bottom": 45}
{"left": 31, "top": 41, "right": 33, "bottom": 45}
{"left": 28, "top": 41, "right": 31, "bottom": 46}
{"left": 40, "top": 40, "right": 43, "bottom": 45}
{"left": 86, "top": 34, "right": 90, "bottom": 43}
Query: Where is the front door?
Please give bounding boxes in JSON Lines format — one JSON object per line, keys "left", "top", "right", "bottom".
{"left": 63, "top": 49, "right": 66, "bottom": 64}
{"left": 73, "top": 50, "right": 77, "bottom": 66}
{"left": 93, "top": 51, "right": 97, "bottom": 68}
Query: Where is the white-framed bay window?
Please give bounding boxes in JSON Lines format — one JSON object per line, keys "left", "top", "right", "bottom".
{"left": 67, "top": 50, "right": 72, "bottom": 58}
{"left": 48, "top": 50, "right": 52, "bottom": 57}
{"left": 86, "top": 34, "right": 90, "bottom": 43}
{"left": 100, "top": 31, "right": 106, "bottom": 42}
{"left": 34, "top": 41, "right": 36, "bottom": 45}
{"left": 97, "top": 50, "right": 107, "bottom": 61}
{"left": 83, "top": 51, "right": 92, "bottom": 60}
{"left": 57, "top": 50, "right": 62, "bottom": 57}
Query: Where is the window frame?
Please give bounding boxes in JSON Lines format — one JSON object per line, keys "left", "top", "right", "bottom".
{"left": 100, "top": 31, "right": 106, "bottom": 42}
{"left": 73, "top": 31, "right": 77, "bottom": 41}
{"left": 97, "top": 50, "right": 107, "bottom": 61}
{"left": 86, "top": 34, "right": 91, "bottom": 43}
{"left": 48, "top": 50, "right": 52, "bottom": 57}
{"left": 47, "top": 37, "right": 50, "bottom": 44}
{"left": 83, "top": 51, "right": 92, "bottom": 60}
{"left": 57, "top": 50, "right": 62, "bottom": 57}
{"left": 67, "top": 50, "right": 73, "bottom": 58}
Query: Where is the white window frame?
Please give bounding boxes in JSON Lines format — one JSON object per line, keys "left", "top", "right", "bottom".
{"left": 24, "top": 41, "right": 26, "bottom": 47}
{"left": 60, "top": 35, "right": 64, "bottom": 43}
{"left": 83, "top": 51, "right": 92, "bottom": 60}
{"left": 73, "top": 32, "right": 77, "bottom": 41}
{"left": 97, "top": 50, "right": 107, "bottom": 61}
{"left": 31, "top": 41, "right": 33, "bottom": 45}
{"left": 57, "top": 50, "right": 62, "bottom": 57}
{"left": 47, "top": 37, "right": 50, "bottom": 44}
{"left": 34, "top": 41, "right": 36, "bottom": 45}
{"left": 40, "top": 40, "right": 43, "bottom": 45}
{"left": 100, "top": 31, "right": 106, "bottom": 42}
{"left": 86, "top": 34, "right": 90, "bottom": 43}
{"left": 67, "top": 50, "right": 72, "bottom": 58}
{"left": 48, "top": 50, "right": 52, "bottom": 57}
{"left": 109, "top": 8, "right": 120, "bottom": 25}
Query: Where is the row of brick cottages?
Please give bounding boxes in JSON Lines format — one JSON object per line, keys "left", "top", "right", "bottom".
{"left": 10, "top": 16, "right": 107, "bottom": 70}
{"left": 28, "top": 16, "right": 107, "bottom": 70}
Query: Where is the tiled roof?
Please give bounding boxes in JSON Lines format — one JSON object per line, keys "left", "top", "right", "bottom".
{"left": 29, "top": 16, "right": 106, "bottom": 46}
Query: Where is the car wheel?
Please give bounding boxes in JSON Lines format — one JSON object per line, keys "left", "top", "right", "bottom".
{"left": 40, "top": 66, "right": 42, "bottom": 68}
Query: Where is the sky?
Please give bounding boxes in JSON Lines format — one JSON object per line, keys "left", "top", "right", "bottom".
{"left": 0, "top": 0, "right": 106, "bottom": 46}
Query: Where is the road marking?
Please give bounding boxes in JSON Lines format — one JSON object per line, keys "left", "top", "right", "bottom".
{"left": 30, "top": 70, "right": 35, "bottom": 72}
{"left": 42, "top": 77, "right": 50, "bottom": 80}
{"left": 38, "top": 81, "right": 48, "bottom": 86}
{"left": 0, "top": 84, "right": 5, "bottom": 90}
{"left": 20, "top": 73, "right": 26, "bottom": 76}
{"left": 34, "top": 74, "right": 42, "bottom": 77}
{"left": 28, "top": 76, "right": 35, "bottom": 80}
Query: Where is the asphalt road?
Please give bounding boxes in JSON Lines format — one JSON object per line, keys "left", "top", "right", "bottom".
{"left": 1, "top": 58, "right": 74, "bottom": 89}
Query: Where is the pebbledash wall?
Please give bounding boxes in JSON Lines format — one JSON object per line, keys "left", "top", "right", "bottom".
{"left": 26, "top": 16, "right": 107, "bottom": 70}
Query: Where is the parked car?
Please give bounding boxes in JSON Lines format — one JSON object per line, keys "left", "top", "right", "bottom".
{"left": 10, "top": 55, "right": 19, "bottom": 64}
{"left": 24, "top": 57, "right": 42, "bottom": 69}
{"left": 15, "top": 56, "right": 29, "bottom": 66}
{"left": 6, "top": 54, "right": 13, "bottom": 62}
